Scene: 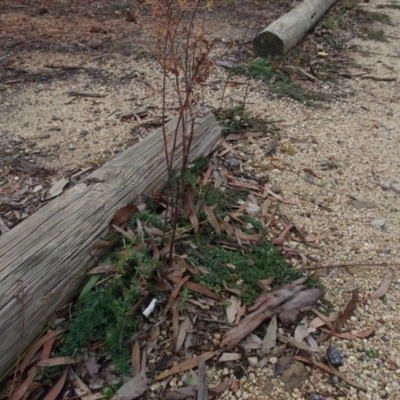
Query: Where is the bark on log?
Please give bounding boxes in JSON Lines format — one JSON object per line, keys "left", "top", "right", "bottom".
{"left": 253, "top": 0, "right": 339, "bottom": 58}
{"left": 0, "top": 106, "right": 221, "bottom": 378}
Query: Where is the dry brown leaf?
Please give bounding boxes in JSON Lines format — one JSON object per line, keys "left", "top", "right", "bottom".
{"left": 218, "top": 353, "right": 242, "bottom": 362}
{"left": 334, "top": 289, "right": 359, "bottom": 331}
{"left": 111, "top": 205, "right": 139, "bottom": 228}
{"left": 310, "top": 308, "right": 334, "bottom": 330}
{"left": 112, "top": 373, "right": 150, "bottom": 400}
{"left": 176, "top": 315, "right": 192, "bottom": 353}
{"left": 168, "top": 275, "right": 219, "bottom": 300}
{"left": 148, "top": 325, "right": 160, "bottom": 353}
{"left": 221, "top": 220, "right": 235, "bottom": 236}
{"left": 368, "top": 268, "right": 394, "bottom": 301}
{"left": 261, "top": 315, "right": 277, "bottom": 355}
{"left": 40, "top": 335, "right": 58, "bottom": 363}
{"left": 277, "top": 333, "right": 320, "bottom": 353}
{"left": 182, "top": 185, "right": 199, "bottom": 234}
{"left": 10, "top": 367, "right": 36, "bottom": 400}
{"left": 203, "top": 204, "right": 221, "bottom": 234}
{"left": 154, "top": 351, "right": 217, "bottom": 381}
{"left": 43, "top": 366, "right": 69, "bottom": 400}
{"left": 19, "top": 328, "right": 67, "bottom": 377}
{"left": 131, "top": 341, "right": 141, "bottom": 376}
{"left": 294, "top": 317, "right": 310, "bottom": 342}
{"left": 272, "top": 222, "right": 293, "bottom": 246}
{"left": 172, "top": 301, "right": 180, "bottom": 350}
{"left": 112, "top": 225, "right": 136, "bottom": 240}
{"left": 257, "top": 277, "right": 274, "bottom": 291}
{"left": 235, "top": 229, "right": 262, "bottom": 242}
{"left": 267, "top": 189, "right": 296, "bottom": 205}
{"left": 90, "top": 239, "right": 119, "bottom": 252}
{"left": 36, "top": 357, "right": 80, "bottom": 367}
{"left": 273, "top": 350, "right": 294, "bottom": 376}
{"left": 163, "top": 276, "right": 190, "bottom": 316}
{"left": 235, "top": 304, "right": 246, "bottom": 325}
{"left": 305, "top": 231, "right": 336, "bottom": 243}
{"left": 69, "top": 368, "right": 103, "bottom": 400}
{"left": 294, "top": 354, "right": 333, "bottom": 374}
{"left": 222, "top": 280, "right": 242, "bottom": 296}
{"left": 85, "top": 356, "right": 99, "bottom": 377}
{"left": 321, "top": 326, "right": 375, "bottom": 340}
{"left": 226, "top": 296, "right": 240, "bottom": 323}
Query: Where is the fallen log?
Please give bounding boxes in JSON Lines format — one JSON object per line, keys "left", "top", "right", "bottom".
{"left": 253, "top": 0, "right": 339, "bottom": 58}
{"left": 0, "top": 106, "right": 221, "bottom": 378}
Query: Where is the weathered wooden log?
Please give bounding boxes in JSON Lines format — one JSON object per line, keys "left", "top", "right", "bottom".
{"left": 0, "top": 106, "right": 221, "bottom": 378}
{"left": 253, "top": 0, "right": 339, "bottom": 58}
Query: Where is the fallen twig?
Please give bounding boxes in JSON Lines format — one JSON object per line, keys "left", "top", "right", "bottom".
{"left": 305, "top": 262, "right": 400, "bottom": 270}
{"left": 360, "top": 75, "right": 397, "bottom": 82}
{"left": 67, "top": 91, "right": 105, "bottom": 98}
{"left": 45, "top": 65, "right": 87, "bottom": 70}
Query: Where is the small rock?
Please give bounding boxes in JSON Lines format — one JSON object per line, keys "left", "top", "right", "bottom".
{"left": 270, "top": 184, "right": 281, "bottom": 193}
{"left": 48, "top": 127, "right": 61, "bottom": 132}
{"left": 247, "top": 357, "right": 258, "bottom": 367}
{"left": 370, "top": 219, "right": 385, "bottom": 229}
{"left": 39, "top": 133, "right": 51, "bottom": 139}
{"left": 327, "top": 345, "right": 343, "bottom": 367}
{"left": 269, "top": 357, "right": 278, "bottom": 365}
{"left": 308, "top": 395, "right": 326, "bottom": 400}
{"left": 229, "top": 157, "right": 241, "bottom": 168}
{"left": 80, "top": 129, "right": 89, "bottom": 136}
{"left": 351, "top": 199, "right": 377, "bottom": 210}
{"left": 280, "top": 361, "right": 309, "bottom": 391}
{"left": 68, "top": 143, "right": 75, "bottom": 150}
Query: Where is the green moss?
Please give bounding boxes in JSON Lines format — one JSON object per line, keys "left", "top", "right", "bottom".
{"left": 364, "top": 349, "right": 380, "bottom": 359}
{"left": 362, "top": 29, "right": 388, "bottom": 42}
{"left": 376, "top": 3, "right": 400, "bottom": 9}
{"left": 60, "top": 247, "right": 159, "bottom": 375}
{"left": 183, "top": 237, "right": 304, "bottom": 305}
{"left": 216, "top": 104, "right": 278, "bottom": 135}
{"left": 234, "top": 60, "right": 328, "bottom": 107}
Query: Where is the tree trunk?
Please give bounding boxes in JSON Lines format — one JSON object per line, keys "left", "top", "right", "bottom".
{"left": 253, "top": 0, "right": 339, "bottom": 58}
{"left": 0, "top": 106, "right": 221, "bottom": 378}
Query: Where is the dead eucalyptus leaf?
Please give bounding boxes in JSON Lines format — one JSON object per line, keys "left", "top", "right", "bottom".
{"left": 368, "top": 268, "right": 394, "bottom": 301}
{"left": 154, "top": 351, "right": 217, "bottom": 381}
{"left": 226, "top": 296, "right": 240, "bottom": 323}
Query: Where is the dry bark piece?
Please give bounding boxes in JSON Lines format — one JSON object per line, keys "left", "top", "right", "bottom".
{"left": 221, "top": 279, "right": 323, "bottom": 350}
{"left": 197, "top": 357, "right": 209, "bottom": 400}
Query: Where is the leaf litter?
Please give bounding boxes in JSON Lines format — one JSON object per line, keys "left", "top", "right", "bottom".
{"left": 5, "top": 154, "right": 395, "bottom": 400}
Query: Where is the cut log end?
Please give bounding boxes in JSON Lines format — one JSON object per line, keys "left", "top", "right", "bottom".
{"left": 253, "top": 0, "right": 339, "bottom": 58}
{"left": 252, "top": 32, "right": 285, "bottom": 58}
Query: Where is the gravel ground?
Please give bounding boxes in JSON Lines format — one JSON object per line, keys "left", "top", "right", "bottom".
{"left": 220, "top": 1, "right": 400, "bottom": 399}
{"left": 1, "top": 0, "right": 400, "bottom": 399}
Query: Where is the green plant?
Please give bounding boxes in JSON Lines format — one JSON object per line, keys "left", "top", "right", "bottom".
{"left": 364, "top": 349, "right": 380, "bottom": 359}
{"left": 60, "top": 246, "right": 159, "bottom": 375}
{"left": 376, "top": 3, "right": 400, "bottom": 9}
{"left": 362, "top": 29, "right": 388, "bottom": 42}
{"left": 234, "top": 59, "right": 328, "bottom": 106}
{"left": 216, "top": 105, "right": 278, "bottom": 135}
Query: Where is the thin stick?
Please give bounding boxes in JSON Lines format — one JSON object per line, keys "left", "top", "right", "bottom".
{"left": 305, "top": 262, "right": 400, "bottom": 270}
